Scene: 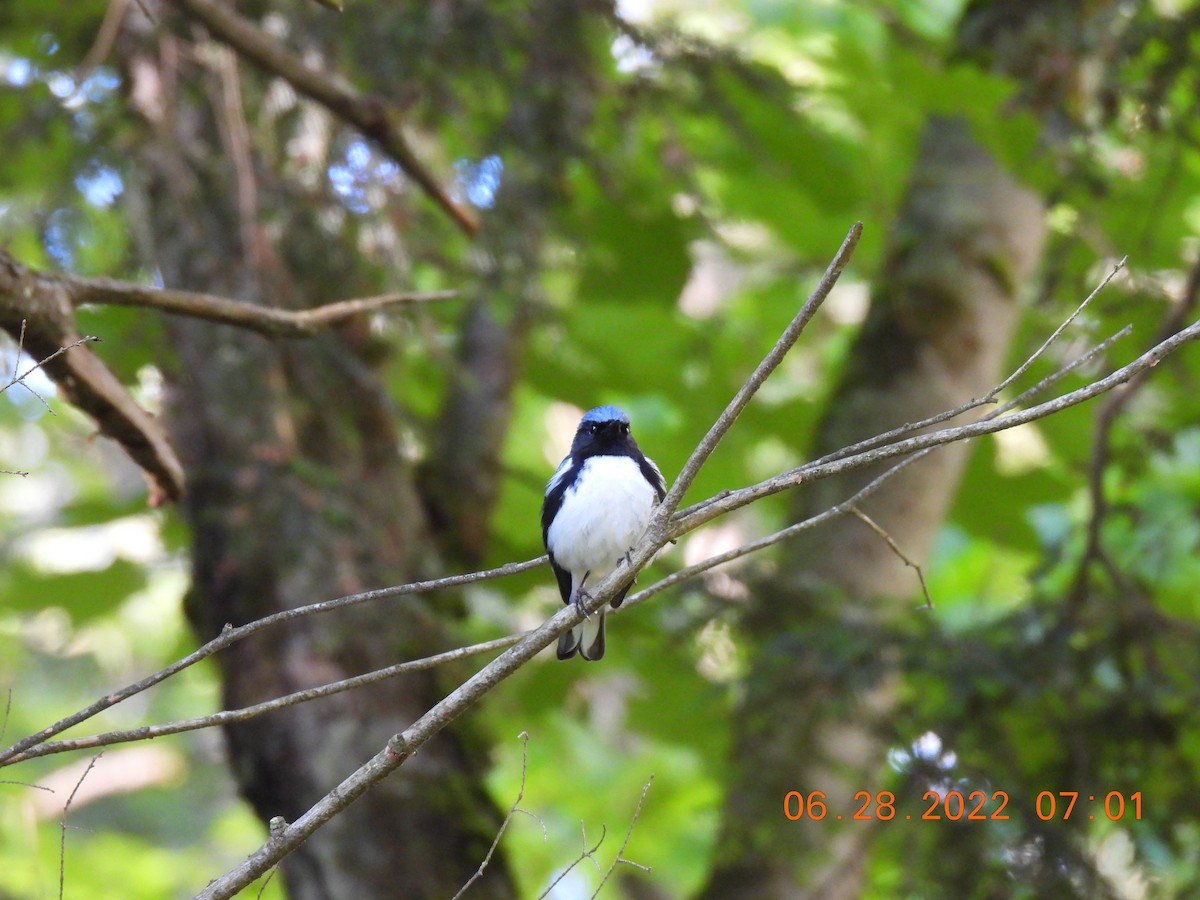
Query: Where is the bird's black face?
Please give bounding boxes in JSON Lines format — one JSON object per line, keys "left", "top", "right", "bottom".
{"left": 572, "top": 418, "right": 632, "bottom": 455}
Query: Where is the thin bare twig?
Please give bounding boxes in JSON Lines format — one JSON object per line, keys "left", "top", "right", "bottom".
{"left": 670, "top": 318, "right": 1199, "bottom": 536}
{"left": 453, "top": 732, "right": 545, "bottom": 899}
{"left": 0, "top": 635, "right": 524, "bottom": 765}
{"left": 1, "top": 321, "right": 101, "bottom": 409}
{"left": 254, "top": 867, "right": 278, "bottom": 899}
{"left": 59, "top": 753, "right": 102, "bottom": 900}
{"left": 847, "top": 506, "right": 932, "bottom": 609}
{"left": 72, "top": 276, "right": 459, "bottom": 337}
{"left": 990, "top": 255, "right": 1127, "bottom": 398}
{"left": 0, "top": 556, "right": 542, "bottom": 766}
{"left": 591, "top": 775, "right": 655, "bottom": 898}
{"left": 797, "top": 256, "right": 1130, "bottom": 474}
{"left": 1069, "top": 254, "right": 1200, "bottom": 615}
{"left": 657, "top": 222, "right": 863, "bottom": 521}
{"left": 623, "top": 323, "right": 1132, "bottom": 610}
{"left": 540, "top": 825, "right": 607, "bottom": 899}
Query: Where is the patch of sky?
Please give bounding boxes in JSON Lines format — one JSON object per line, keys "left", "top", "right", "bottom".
{"left": 2, "top": 54, "right": 36, "bottom": 87}
{"left": 453, "top": 154, "right": 502, "bottom": 209}
{"left": 76, "top": 165, "right": 123, "bottom": 208}
{"left": 328, "top": 137, "right": 404, "bottom": 214}
{"left": 43, "top": 207, "right": 77, "bottom": 269}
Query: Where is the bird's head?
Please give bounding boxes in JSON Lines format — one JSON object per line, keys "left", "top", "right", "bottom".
{"left": 572, "top": 405, "right": 633, "bottom": 454}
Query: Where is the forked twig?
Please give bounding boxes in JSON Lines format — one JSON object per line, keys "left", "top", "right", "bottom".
{"left": 453, "top": 732, "right": 546, "bottom": 899}
{"left": 591, "top": 775, "right": 655, "bottom": 898}
{"left": 539, "top": 825, "right": 607, "bottom": 899}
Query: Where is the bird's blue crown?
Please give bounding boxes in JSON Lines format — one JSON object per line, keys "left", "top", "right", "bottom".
{"left": 581, "top": 405, "right": 629, "bottom": 425}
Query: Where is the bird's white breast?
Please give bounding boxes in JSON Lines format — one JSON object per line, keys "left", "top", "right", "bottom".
{"left": 547, "top": 455, "right": 658, "bottom": 579}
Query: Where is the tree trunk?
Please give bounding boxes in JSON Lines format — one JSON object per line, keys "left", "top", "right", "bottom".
{"left": 699, "top": 1, "right": 1127, "bottom": 893}
{"left": 140, "top": 108, "right": 517, "bottom": 900}
{"left": 700, "top": 113, "right": 1045, "bottom": 900}
{"left": 109, "top": 0, "right": 609, "bottom": 893}
{"left": 113, "top": 9, "right": 538, "bottom": 898}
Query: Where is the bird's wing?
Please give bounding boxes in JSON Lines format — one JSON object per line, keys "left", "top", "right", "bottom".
{"left": 541, "top": 456, "right": 574, "bottom": 544}
{"left": 639, "top": 454, "right": 667, "bottom": 502}
{"left": 543, "top": 456, "right": 577, "bottom": 605}
{"left": 549, "top": 553, "right": 574, "bottom": 605}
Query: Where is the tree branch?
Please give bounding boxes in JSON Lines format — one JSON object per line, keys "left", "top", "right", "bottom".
{"left": 0, "top": 252, "right": 186, "bottom": 503}
{"left": 11, "top": 314, "right": 1134, "bottom": 766}
{"left": 623, "top": 323, "right": 1132, "bottom": 611}
{"left": 671, "top": 318, "right": 1199, "bottom": 535}
{"left": 657, "top": 221, "right": 863, "bottom": 520}
{"left": 0, "top": 556, "right": 543, "bottom": 766}
{"left": 591, "top": 775, "right": 655, "bottom": 896}
{"left": 452, "top": 732, "right": 544, "bottom": 900}
{"left": 59, "top": 753, "right": 102, "bottom": 900}
{"left": 72, "top": 274, "right": 459, "bottom": 337}
{"left": 0, "top": 247, "right": 459, "bottom": 501}
{"left": 541, "top": 825, "right": 607, "bottom": 899}
{"left": 172, "top": 0, "right": 480, "bottom": 236}
{"left": 1069, "top": 253, "right": 1200, "bottom": 615}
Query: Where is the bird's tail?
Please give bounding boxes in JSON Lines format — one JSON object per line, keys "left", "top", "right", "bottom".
{"left": 557, "top": 610, "right": 606, "bottom": 661}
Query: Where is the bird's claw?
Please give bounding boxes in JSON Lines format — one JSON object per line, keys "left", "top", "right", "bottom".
{"left": 573, "top": 588, "right": 594, "bottom": 618}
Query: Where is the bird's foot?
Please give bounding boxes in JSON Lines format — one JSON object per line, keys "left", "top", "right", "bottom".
{"left": 573, "top": 588, "right": 594, "bottom": 618}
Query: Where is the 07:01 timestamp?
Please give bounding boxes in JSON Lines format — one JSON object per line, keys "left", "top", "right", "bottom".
{"left": 783, "top": 790, "right": 1143, "bottom": 822}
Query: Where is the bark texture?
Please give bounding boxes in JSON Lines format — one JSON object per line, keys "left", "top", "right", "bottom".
{"left": 136, "top": 98, "right": 517, "bottom": 900}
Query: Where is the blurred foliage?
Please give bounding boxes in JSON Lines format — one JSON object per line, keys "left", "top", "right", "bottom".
{"left": 2, "top": 0, "right": 1200, "bottom": 897}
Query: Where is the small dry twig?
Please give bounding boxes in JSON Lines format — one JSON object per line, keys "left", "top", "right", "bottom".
{"left": 540, "top": 824, "right": 607, "bottom": 899}
{"left": 1, "top": 319, "right": 101, "bottom": 409}
{"left": 591, "top": 775, "right": 655, "bottom": 898}
{"left": 59, "top": 753, "right": 102, "bottom": 900}
{"left": 847, "top": 506, "right": 932, "bottom": 609}
{"left": 453, "top": 732, "right": 546, "bottom": 899}
{"left": 71, "top": 276, "right": 459, "bottom": 338}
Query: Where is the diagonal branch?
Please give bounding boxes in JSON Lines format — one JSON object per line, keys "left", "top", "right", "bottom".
{"left": 657, "top": 222, "right": 863, "bottom": 520}
{"left": 9, "top": 231, "right": 1192, "bottom": 897}
{"left": 670, "top": 318, "right": 1200, "bottom": 535}
{"left": 173, "top": 0, "right": 479, "bottom": 236}
{"left": 0, "top": 252, "right": 186, "bottom": 503}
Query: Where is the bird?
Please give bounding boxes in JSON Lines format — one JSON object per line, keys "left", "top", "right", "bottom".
{"left": 542, "top": 405, "right": 666, "bottom": 661}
